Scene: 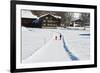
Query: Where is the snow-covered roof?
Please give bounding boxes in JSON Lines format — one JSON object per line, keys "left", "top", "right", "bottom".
{"left": 39, "top": 13, "right": 61, "bottom": 19}
{"left": 71, "top": 18, "right": 82, "bottom": 22}
{"left": 39, "top": 13, "right": 49, "bottom": 18}
{"left": 22, "top": 10, "right": 38, "bottom": 19}
{"left": 51, "top": 14, "right": 61, "bottom": 19}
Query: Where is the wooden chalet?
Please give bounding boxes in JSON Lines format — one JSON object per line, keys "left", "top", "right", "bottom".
{"left": 40, "top": 13, "right": 61, "bottom": 27}
{"left": 71, "top": 19, "right": 82, "bottom": 27}
{"left": 21, "top": 11, "right": 61, "bottom": 28}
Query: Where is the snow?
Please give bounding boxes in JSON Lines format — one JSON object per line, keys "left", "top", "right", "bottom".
{"left": 67, "top": 27, "right": 90, "bottom": 30}
{"left": 21, "top": 11, "right": 61, "bottom": 19}
{"left": 51, "top": 14, "right": 61, "bottom": 19}
{"left": 22, "top": 27, "right": 53, "bottom": 60}
{"left": 22, "top": 10, "right": 38, "bottom": 18}
{"left": 60, "top": 29, "right": 90, "bottom": 60}
{"left": 39, "top": 13, "right": 61, "bottom": 19}
{"left": 23, "top": 34, "right": 70, "bottom": 63}
{"left": 39, "top": 13, "right": 49, "bottom": 18}
{"left": 21, "top": 27, "right": 90, "bottom": 63}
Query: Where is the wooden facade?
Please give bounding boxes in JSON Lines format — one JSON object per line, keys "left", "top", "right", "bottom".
{"left": 21, "top": 18, "right": 43, "bottom": 28}
{"left": 40, "top": 14, "right": 61, "bottom": 27}
{"left": 21, "top": 18, "right": 35, "bottom": 27}
{"left": 71, "top": 19, "right": 82, "bottom": 27}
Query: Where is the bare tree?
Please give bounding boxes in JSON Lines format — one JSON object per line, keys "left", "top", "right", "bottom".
{"left": 64, "top": 12, "right": 73, "bottom": 28}
{"left": 79, "top": 13, "right": 90, "bottom": 30}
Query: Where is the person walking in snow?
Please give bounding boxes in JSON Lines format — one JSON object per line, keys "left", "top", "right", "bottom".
{"left": 55, "top": 36, "right": 57, "bottom": 40}
{"left": 60, "top": 33, "right": 62, "bottom": 40}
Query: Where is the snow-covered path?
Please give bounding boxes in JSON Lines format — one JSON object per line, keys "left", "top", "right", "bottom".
{"left": 23, "top": 32, "right": 71, "bottom": 63}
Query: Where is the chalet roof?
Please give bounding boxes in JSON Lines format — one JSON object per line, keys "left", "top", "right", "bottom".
{"left": 22, "top": 10, "right": 38, "bottom": 19}
{"left": 39, "top": 13, "right": 61, "bottom": 19}
{"left": 71, "top": 18, "right": 82, "bottom": 22}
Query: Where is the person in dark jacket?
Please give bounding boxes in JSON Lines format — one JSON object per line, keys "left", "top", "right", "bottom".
{"left": 55, "top": 36, "right": 57, "bottom": 40}
{"left": 60, "top": 33, "right": 62, "bottom": 40}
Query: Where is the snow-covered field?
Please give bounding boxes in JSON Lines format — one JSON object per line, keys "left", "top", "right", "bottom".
{"left": 60, "top": 29, "right": 90, "bottom": 60}
{"left": 22, "top": 27, "right": 53, "bottom": 60}
{"left": 21, "top": 27, "right": 90, "bottom": 63}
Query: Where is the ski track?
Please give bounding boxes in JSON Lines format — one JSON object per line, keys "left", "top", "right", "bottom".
{"left": 62, "top": 34, "right": 79, "bottom": 60}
